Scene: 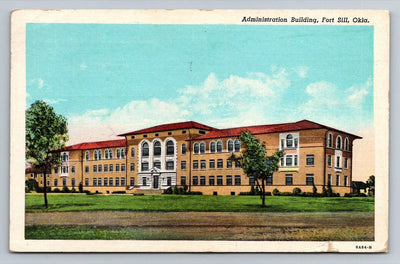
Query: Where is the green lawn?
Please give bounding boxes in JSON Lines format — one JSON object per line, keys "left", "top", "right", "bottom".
{"left": 25, "top": 194, "right": 374, "bottom": 213}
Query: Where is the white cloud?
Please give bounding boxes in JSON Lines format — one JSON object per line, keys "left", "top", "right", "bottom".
{"left": 80, "top": 62, "right": 87, "bottom": 70}
{"left": 42, "top": 98, "right": 67, "bottom": 105}
{"left": 346, "top": 77, "right": 372, "bottom": 108}
{"left": 294, "top": 66, "right": 309, "bottom": 78}
{"left": 38, "top": 78, "right": 44, "bottom": 89}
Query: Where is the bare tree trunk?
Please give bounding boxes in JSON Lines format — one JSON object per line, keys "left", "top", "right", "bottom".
{"left": 43, "top": 172, "right": 48, "bottom": 208}
{"left": 261, "top": 179, "right": 266, "bottom": 207}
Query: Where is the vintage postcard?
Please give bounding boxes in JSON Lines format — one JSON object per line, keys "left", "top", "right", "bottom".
{"left": 10, "top": 9, "right": 389, "bottom": 252}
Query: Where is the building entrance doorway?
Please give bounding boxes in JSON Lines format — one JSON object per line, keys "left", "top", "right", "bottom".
{"left": 153, "top": 175, "right": 159, "bottom": 189}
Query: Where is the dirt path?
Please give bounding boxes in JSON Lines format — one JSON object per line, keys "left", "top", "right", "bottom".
{"left": 25, "top": 211, "right": 374, "bottom": 241}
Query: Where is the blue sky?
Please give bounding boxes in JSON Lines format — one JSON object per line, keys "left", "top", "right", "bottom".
{"left": 26, "top": 23, "right": 373, "bottom": 144}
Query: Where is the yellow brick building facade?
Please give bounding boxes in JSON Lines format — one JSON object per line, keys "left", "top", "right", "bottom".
{"left": 27, "top": 120, "right": 360, "bottom": 196}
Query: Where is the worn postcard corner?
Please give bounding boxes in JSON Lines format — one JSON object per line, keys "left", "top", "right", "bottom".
{"left": 10, "top": 9, "right": 389, "bottom": 253}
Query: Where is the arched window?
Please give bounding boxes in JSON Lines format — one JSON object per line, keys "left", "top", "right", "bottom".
{"left": 286, "top": 134, "right": 293, "bottom": 148}
{"left": 166, "top": 140, "right": 174, "bottom": 155}
{"left": 327, "top": 133, "right": 333, "bottom": 148}
{"left": 336, "top": 136, "right": 342, "bottom": 149}
{"left": 344, "top": 137, "right": 349, "bottom": 151}
{"left": 98, "top": 150, "right": 102, "bottom": 160}
{"left": 210, "top": 142, "right": 216, "bottom": 153}
{"left": 194, "top": 143, "right": 199, "bottom": 154}
{"left": 153, "top": 141, "right": 161, "bottom": 156}
{"left": 109, "top": 149, "right": 113, "bottom": 159}
{"left": 121, "top": 148, "right": 125, "bottom": 158}
{"left": 105, "top": 149, "right": 109, "bottom": 159}
{"left": 62, "top": 153, "right": 68, "bottom": 162}
{"left": 85, "top": 151, "right": 89, "bottom": 160}
{"left": 117, "top": 149, "right": 121, "bottom": 159}
{"left": 200, "top": 142, "right": 206, "bottom": 154}
{"left": 94, "top": 150, "right": 98, "bottom": 160}
{"left": 227, "top": 139, "right": 234, "bottom": 152}
{"left": 234, "top": 139, "right": 241, "bottom": 152}
{"left": 142, "top": 142, "right": 149, "bottom": 157}
{"left": 217, "top": 140, "right": 223, "bottom": 152}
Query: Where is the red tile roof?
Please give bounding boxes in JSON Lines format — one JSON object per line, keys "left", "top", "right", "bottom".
{"left": 192, "top": 120, "right": 362, "bottom": 140}
{"left": 58, "top": 139, "right": 126, "bottom": 151}
{"left": 25, "top": 166, "right": 49, "bottom": 173}
{"left": 118, "top": 121, "right": 216, "bottom": 136}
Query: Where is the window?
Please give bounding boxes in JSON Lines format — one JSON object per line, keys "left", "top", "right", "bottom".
{"left": 294, "top": 138, "right": 298, "bottom": 148}
{"left": 61, "top": 166, "right": 69, "bottom": 174}
{"left": 93, "top": 165, "right": 97, "bottom": 173}
{"left": 71, "top": 166, "right": 76, "bottom": 173}
{"left": 336, "top": 156, "right": 341, "bottom": 168}
{"left": 209, "top": 176, "right": 215, "bottom": 186}
{"left": 104, "top": 164, "right": 108, "bottom": 172}
{"left": 130, "top": 177, "right": 135, "bottom": 186}
{"left": 85, "top": 151, "right": 90, "bottom": 160}
{"left": 200, "top": 142, "right": 205, "bottom": 154}
{"left": 104, "top": 178, "right": 108, "bottom": 186}
{"left": 153, "top": 141, "right": 161, "bottom": 156}
{"left": 167, "top": 177, "right": 172, "bottom": 186}
{"left": 54, "top": 179, "right": 58, "bottom": 187}
{"left": 181, "top": 176, "right": 186, "bottom": 186}
{"left": 193, "top": 176, "right": 198, "bottom": 186}
{"left": 344, "top": 158, "right": 348, "bottom": 169}
{"left": 98, "top": 165, "right": 102, "bottom": 172}
{"left": 249, "top": 176, "right": 255, "bottom": 186}
{"left": 105, "top": 149, "right": 110, "bottom": 159}
{"left": 286, "top": 156, "right": 293, "bottom": 166}
{"left": 85, "top": 166, "right": 89, "bottom": 173}
{"left": 226, "top": 175, "right": 232, "bottom": 186}
{"left": 344, "top": 137, "right": 349, "bottom": 150}
{"left": 193, "top": 160, "right": 199, "bottom": 170}
{"left": 62, "top": 152, "right": 68, "bottom": 162}
{"left": 327, "top": 155, "right": 332, "bottom": 167}
{"left": 152, "top": 161, "right": 160, "bottom": 169}
{"left": 336, "top": 136, "right": 342, "bottom": 149}
{"left": 181, "top": 143, "right": 186, "bottom": 155}
{"left": 235, "top": 175, "right": 241, "bottom": 186}
{"left": 121, "top": 178, "right": 126, "bottom": 186}
{"left": 142, "top": 142, "right": 149, "bottom": 157}
{"left": 217, "top": 141, "right": 223, "bottom": 152}
{"left": 94, "top": 150, "right": 98, "bottom": 160}
{"left": 194, "top": 143, "right": 199, "bottom": 154}
{"left": 235, "top": 161, "right": 241, "bottom": 168}
{"left": 201, "top": 160, "right": 206, "bottom": 170}
{"left": 217, "top": 159, "right": 223, "bottom": 168}
{"left": 116, "top": 164, "right": 120, "bottom": 172}
{"left": 200, "top": 176, "right": 206, "bottom": 186}
{"left": 306, "top": 155, "right": 314, "bottom": 166}
{"left": 166, "top": 161, "right": 174, "bottom": 170}
{"left": 93, "top": 178, "right": 97, "bottom": 186}
{"left": 286, "top": 134, "right": 293, "bottom": 148}
{"left": 266, "top": 175, "right": 273, "bottom": 185}
{"left": 327, "top": 133, "right": 333, "bottom": 148}
{"left": 131, "top": 148, "right": 135, "bottom": 158}
{"left": 130, "top": 163, "right": 135, "bottom": 172}
{"left": 209, "top": 159, "right": 215, "bottom": 169}
{"left": 294, "top": 155, "right": 298, "bottom": 166}
{"left": 327, "top": 174, "right": 332, "bottom": 185}
{"left": 227, "top": 160, "right": 232, "bottom": 168}
{"left": 227, "top": 140, "right": 234, "bottom": 152}
{"left": 344, "top": 176, "right": 348, "bottom": 187}
{"left": 217, "top": 176, "right": 223, "bottom": 186}
{"left": 141, "top": 162, "right": 149, "bottom": 171}
{"left": 234, "top": 139, "right": 241, "bottom": 152}
{"left": 210, "top": 142, "right": 216, "bottom": 153}
{"left": 108, "top": 149, "right": 113, "bottom": 159}
{"left": 109, "top": 178, "right": 114, "bottom": 186}
{"left": 166, "top": 140, "right": 174, "bottom": 155}
{"left": 98, "top": 178, "right": 102, "bottom": 186}
{"left": 121, "top": 164, "right": 126, "bottom": 172}
{"left": 336, "top": 175, "right": 340, "bottom": 186}
{"left": 306, "top": 174, "right": 314, "bottom": 185}
{"left": 109, "top": 164, "right": 114, "bottom": 172}
{"left": 54, "top": 167, "right": 59, "bottom": 174}
{"left": 285, "top": 174, "right": 293, "bottom": 185}
{"left": 181, "top": 161, "right": 186, "bottom": 170}
{"left": 121, "top": 148, "right": 125, "bottom": 159}
{"left": 85, "top": 178, "right": 89, "bottom": 186}
{"left": 116, "top": 177, "right": 120, "bottom": 186}
{"left": 117, "top": 149, "right": 121, "bottom": 159}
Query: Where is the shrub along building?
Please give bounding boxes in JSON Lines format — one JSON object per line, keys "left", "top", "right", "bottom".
{"left": 29, "top": 120, "right": 361, "bottom": 195}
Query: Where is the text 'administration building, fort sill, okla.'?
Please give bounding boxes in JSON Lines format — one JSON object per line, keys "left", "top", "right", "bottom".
{"left": 25, "top": 120, "right": 361, "bottom": 196}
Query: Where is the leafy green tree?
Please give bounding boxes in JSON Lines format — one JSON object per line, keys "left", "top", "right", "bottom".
{"left": 230, "top": 131, "right": 284, "bottom": 207}
{"left": 367, "top": 175, "right": 375, "bottom": 196}
{"left": 26, "top": 100, "right": 68, "bottom": 208}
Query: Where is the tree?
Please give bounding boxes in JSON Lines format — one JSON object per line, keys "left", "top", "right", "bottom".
{"left": 366, "top": 175, "right": 375, "bottom": 196}
{"left": 26, "top": 100, "right": 68, "bottom": 208}
{"left": 230, "top": 131, "right": 284, "bottom": 207}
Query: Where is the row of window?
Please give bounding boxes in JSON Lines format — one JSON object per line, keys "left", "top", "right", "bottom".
{"left": 141, "top": 177, "right": 172, "bottom": 187}
{"left": 327, "top": 155, "right": 349, "bottom": 169}
{"left": 85, "top": 164, "right": 126, "bottom": 173}
{"left": 141, "top": 161, "right": 174, "bottom": 171}
{"left": 181, "top": 175, "right": 242, "bottom": 186}
{"left": 86, "top": 177, "right": 127, "bottom": 187}
{"left": 327, "top": 133, "right": 350, "bottom": 151}
{"left": 141, "top": 140, "right": 175, "bottom": 157}
{"left": 193, "top": 139, "right": 241, "bottom": 154}
{"left": 280, "top": 134, "right": 299, "bottom": 149}
{"left": 54, "top": 166, "right": 75, "bottom": 174}
{"left": 190, "top": 159, "right": 241, "bottom": 170}
{"left": 85, "top": 148, "right": 126, "bottom": 161}
{"left": 53, "top": 178, "right": 75, "bottom": 187}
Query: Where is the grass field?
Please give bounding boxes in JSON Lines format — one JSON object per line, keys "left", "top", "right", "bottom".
{"left": 25, "top": 194, "right": 374, "bottom": 213}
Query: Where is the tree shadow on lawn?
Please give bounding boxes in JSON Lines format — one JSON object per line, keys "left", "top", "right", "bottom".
{"left": 26, "top": 203, "right": 92, "bottom": 211}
